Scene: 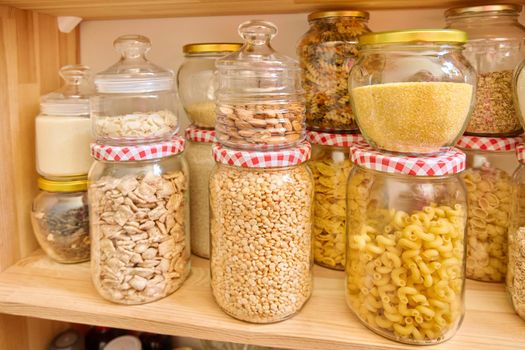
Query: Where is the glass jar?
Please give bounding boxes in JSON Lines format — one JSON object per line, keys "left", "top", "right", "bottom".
{"left": 346, "top": 144, "right": 467, "bottom": 344}
{"left": 177, "top": 43, "right": 242, "bottom": 129}
{"left": 31, "top": 177, "right": 90, "bottom": 263}
{"left": 349, "top": 29, "right": 476, "bottom": 154}
{"left": 457, "top": 135, "right": 520, "bottom": 282}
{"left": 89, "top": 137, "right": 190, "bottom": 304}
{"left": 307, "top": 131, "right": 362, "bottom": 270}
{"left": 92, "top": 35, "right": 178, "bottom": 145}
{"left": 297, "top": 11, "right": 371, "bottom": 133}
{"left": 36, "top": 65, "right": 94, "bottom": 179}
{"left": 514, "top": 58, "right": 525, "bottom": 130}
{"left": 215, "top": 20, "right": 305, "bottom": 150}
{"left": 184, "top": 126, "right": 216, "bottom": 258}
{"left": 446, "top": 4, "right": 525, "bottom": 137}
{"left": 210, "top": 142, "right": 314, "bottom": 323}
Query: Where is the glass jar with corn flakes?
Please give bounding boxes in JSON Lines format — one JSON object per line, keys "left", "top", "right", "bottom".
{"left": 297, "top": 11, "right": 371, "bottom": 133}
{"left": 456, "top": 135, "right": 520, "bottom": 282}
{"left": 307, "top": 131, "right": 362, "bottom": 270}
{"left": 346, "top": 144, "right": 467, "bottom": 344}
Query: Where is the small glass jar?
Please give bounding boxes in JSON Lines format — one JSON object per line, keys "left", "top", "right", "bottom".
{"left": 177, "top": 43, "right": 242, "bottom": 129}
{"left": 349, "top": 29, "right": 476, "bottom": 154}
{"left": 307, "top": 131, "right": 362, "bottom": 270}
{"left": 446, "top": 4, "right": 525, "bottom": 137}
{"left": 184, "top": 126, "right": 216, "bottom": 258}
{"left": 457, "top": 135, "right": 520, "bottom": 282}
{"left": 36, "top": 65, "right": 94, "bottom": 179}
{"left": 210, "top": 142, "right": 314, "bottom": 323}
{"left": 215, "top": 20, "right": 305, "bottom": 150}
{"left": 89, "top": 137, "right": 190, "bottom": 304}
{"left": 297, "top": 11, "right": 371, "bottom": 133}
{"left": 31, "top": 177, "right": 90, "bottom": 263}
{"left": 346, "top": 144, "right": 467, "bottom": 344}
{"left": 92, "top": 35, "right": 178, "bottom": 145}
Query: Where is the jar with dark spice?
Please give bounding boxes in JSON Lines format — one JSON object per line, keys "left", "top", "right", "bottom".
{"left": 31, "top": 177, "right": 90, "bottom": 263}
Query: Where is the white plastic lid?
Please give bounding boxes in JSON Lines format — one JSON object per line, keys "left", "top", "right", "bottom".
{"left": 104, "top": 335, "right": 142, "bottom": 350}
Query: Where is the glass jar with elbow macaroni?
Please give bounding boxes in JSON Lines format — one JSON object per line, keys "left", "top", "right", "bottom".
{"left": 456, "top": 135, "right": 521, "bottom": 282}
{"left": 345, "top": 144, "right": 467, "bottom": 345}
{"left": 306, "top": 130, "right": 362, "bottom": 270}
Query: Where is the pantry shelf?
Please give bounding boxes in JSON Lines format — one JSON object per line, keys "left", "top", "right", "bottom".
{"left": 0, "top": 250, "right": 523, "bottom": 350}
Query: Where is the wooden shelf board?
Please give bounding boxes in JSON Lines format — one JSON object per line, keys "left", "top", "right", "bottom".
{"left": 0, "top": 250, "right": 524, "bottom": 349}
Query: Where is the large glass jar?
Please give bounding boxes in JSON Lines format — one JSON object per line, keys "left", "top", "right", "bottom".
{"left": 215, "top": 20, "right": 305, "bottom": 150}
{"left": 457, "top": 135, "right": 520, "bottom": 282}
{"left": 92, "top": 35, "right": 178, "bottom": 145}
{"left": 446, "top": 4, "right": 525, "bottom": 137}
{"left": 297, "top": 11, "right": 371, "bottom": 133}
{"left": 36, "top": 65, "right": 94, "bottom": 179}
{"left": 177, "top": 43, "right": 242, "bottom": 129}
{"left": 307, "top": 131, "right": 362, "bottom": 270}
{"left": 349, "top": 29, "right": 476, "bottom": 154}
{"left": 88, "top": 137, "right": 190, "bottom": 304}
{"left": 31, "top": 177, "right": 90, "bottom": 263}
{"left": 346, "top": 144, "right": 467, "bottom": 344}
{"left": 184, "top": 126, "right": 216, "bottom": 258}
{"left": 210, "top": 142, "right": 314, "bottom": 323}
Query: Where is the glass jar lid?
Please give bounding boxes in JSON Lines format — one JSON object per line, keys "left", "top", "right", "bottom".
{"left": 445, "top": 3, "right": 522, "bottom": 17}
{"left": 91, "top": 136, "right": 185, "bottom": 161}
{"left": 40, "top": 65, "right": 93, "bottom": 116}
{"left": 359, "top": 29, "right": 468, "bottom": 45}
{"left": 306, "top": 130, "right": 363, "bottom": 147}
{"left": 307, "top": 10, "right": 369, "bottom": 21}
{"left": 95, "top": 35, "right": 173, "bottom": 93}
{"left": 38, "top": 177, "right": 88, "bottom": 192}
{"left": 457, "top": 135, "right": 523, "bottom": 152}
{"left": 517, "top": 143, "right": 525, "bottom": 163}
{"left": 185, "top": 125, "right": 217, "bottom": 143}
{"left": 183, "top": 42, "right": 242, "bottom": 54}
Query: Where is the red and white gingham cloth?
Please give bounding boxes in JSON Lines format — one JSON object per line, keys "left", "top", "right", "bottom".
{"left": 185, "top": 125, "right": 217, "bottom": 143}
{"left": 306, "top": 130, "right": 363, "bottom": 147}
{"left": 517, "top": 144, "right": 525, "bottom": 163}
{"left": 212, "top": 141, "right": 311, "bottom": 168}
{"left": 456, "top": 135, "right": 523, "bottom": 152}
{"left": 91, "top": 136, "right": 185, "bottom": 161}
{"left": 350, "top": 143, "right": 466, "bottom": 176}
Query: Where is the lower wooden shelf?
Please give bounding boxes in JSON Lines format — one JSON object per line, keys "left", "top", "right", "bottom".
{"left": 0, "top": 250, "right": 523, "bottom": 350}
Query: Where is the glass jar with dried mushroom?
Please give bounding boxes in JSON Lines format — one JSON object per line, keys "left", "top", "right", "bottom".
{"left": 346, "top": 144, "right": 467, "bottom": 344}
{"left": 297, "top": 10, "right": 371, "bottom": 133}
{"left": 215, "top": 20, "right": 305, "bottom": 150}
{"left": 31, "top": 177, "right": 90, "bottom": 264}
{"left": 446, "top": 4, "right": 525, "bottom": 137}
{"left": 210, "top": 142, "right": 314, "bottom": 323}
{"left": 88, "top": 137, "right": 190, "bottom": 304}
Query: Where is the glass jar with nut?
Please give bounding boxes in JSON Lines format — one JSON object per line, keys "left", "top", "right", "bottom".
{"left": 210, "top": 142, "right": 314, "bottom": 323}
{"left": 215, "top": 20, "right": 306, "bottom": 150}
{"left": 346, "top": 144, "right": 467, "bottom": 344}
{"left": 88, "top": 137, "right": 190, "bottom": 304}
{"left": 92, "top": 35, "right": 179, "bottom": 145}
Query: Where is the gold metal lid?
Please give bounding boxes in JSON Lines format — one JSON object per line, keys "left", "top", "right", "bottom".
{"left": 182, "top": 43, "right": 242, "bottom": 54}
{"left": 38, "top": 177, "right": 88, "bottom": 192}
{"left": 359, "top": 29, "right": 468, "bottom": 45}
{"left": 308, "top": 10, "right": 369, "bottom": 21}
{"left": 445, "top": 3, "right": 522, "bottom": 17}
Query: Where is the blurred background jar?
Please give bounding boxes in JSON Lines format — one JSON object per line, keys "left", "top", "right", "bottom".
{"left": 514, "top": 58, "right": 525, "bottom": 130}
{"left": 177, "top": 43, "right": 241, "bottom": 129}
{"left": 297, "top": 10, "right": 371, "bottom": 133}
{"left": 446, "top": 4, "right": 525, "bottom": 137}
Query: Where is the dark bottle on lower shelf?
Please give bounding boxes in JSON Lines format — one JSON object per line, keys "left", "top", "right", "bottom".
{"left": 139, "top": 332, "right": 172, "bottom": 350}
{"left": 85, "top": 326, "right": 126, "bottom": 350}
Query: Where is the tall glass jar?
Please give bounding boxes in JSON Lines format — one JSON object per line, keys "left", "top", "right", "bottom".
{"left": 88, "top": 137, "right": 190, "bottom": 304}
{"left": 297, "top": 11, "right": 371, "bottom": 133}
{"left": 456, "top": 135, "right": 520, "bottom": 282}
{"left": 346, "top": 144, "right": 467, "bottom": 344}
{"left": 177, "top": 43, "right": 242, "bottom": 129}
{"left": 184, "top": 126, "right": 216, "bottom": 258}
{"left": 307, "top": 131, "right": 362, "bottom": 270}
{"left": 92, "top": 35, "right": 178, "bottom": 145}
{"left": 349, "top": 29, "right": 476, "bottom": 154}
{"left": 446, "top": 4, "right": 525, "bottom": 137}
{"left": 210, "top": 142, "right": 314, "bottom": 323}
{"left": 215, "top": 20, "right": 305, "bottom": 150}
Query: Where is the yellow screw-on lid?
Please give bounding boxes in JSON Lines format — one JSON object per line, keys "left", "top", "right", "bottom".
{"left": 38, "top": 177, "right": 88, "bottom": 192}
{"left": 445, "top": 3, "right": 522, "bottom": 17}
{"left": 183, "top": 43, "right": 242, "bottom": 54}
{"left": 359, "top": 29, "right": 468, "bottom": 45}
{"left": 307, "top": 10, "right": 369, "bottom": 21}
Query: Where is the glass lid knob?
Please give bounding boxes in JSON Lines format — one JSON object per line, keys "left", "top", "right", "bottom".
{"left": 238, "top": 20, "right": 278, "bottom": 45}
{"left": 114, "top": 34, "right": 151, "bottom": 60}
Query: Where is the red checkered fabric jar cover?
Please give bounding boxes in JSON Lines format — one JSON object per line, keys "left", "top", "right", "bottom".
{"left": 516, "top": 143, "right": 525, "bottom": 163}
{"left": 91, "top": 136, "right": 185, "bottom": 161}
{"left": 212, "top": 141, "right": 311, "bottom": 168}
{"left": 185, "top": 125, "right": 217, "bottom": 143}
{"left": 456, "top": 135, "right": 522, "bottom": 152}
{"left": 350, "top": 143, "right": 466, "bottom": 176}
{"left": 306, "top": 130, "right": 364, "bottom": 147}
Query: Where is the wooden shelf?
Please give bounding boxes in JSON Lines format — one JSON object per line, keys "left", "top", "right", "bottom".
{"left": 0, "top": 250, "right": 523, "bottom": 350}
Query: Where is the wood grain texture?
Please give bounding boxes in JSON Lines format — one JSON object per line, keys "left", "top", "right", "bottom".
{"left": 0, "top": 250, "right": 524, "bottom": 350}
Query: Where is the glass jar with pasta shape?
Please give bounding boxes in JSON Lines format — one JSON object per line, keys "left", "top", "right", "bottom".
{"left": 346, "top": 144, "right": 467, "bottom": 344}
{"left": 456, "top": 135, "right": 520, "bottom": 282}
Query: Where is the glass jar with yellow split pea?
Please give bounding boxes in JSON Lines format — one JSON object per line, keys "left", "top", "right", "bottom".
{"left": 346, "top": 143, "right": 467, "bottom": 345}
{"left": 306, "top": 130, "right": 363, "bottom": 270}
